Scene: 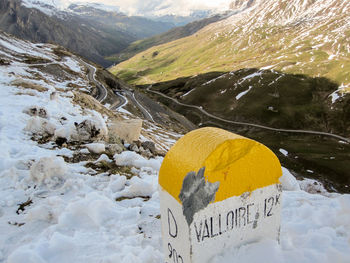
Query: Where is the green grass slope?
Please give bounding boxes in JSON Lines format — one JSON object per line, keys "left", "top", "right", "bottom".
{"left": 110, "top": 0, "right": 350, "bottom": 94}
{"left": 105, "top": 13, "right": 230, "bottom": 64}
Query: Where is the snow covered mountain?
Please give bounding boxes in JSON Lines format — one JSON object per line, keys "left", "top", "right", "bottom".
{"left": 0, "top": 0, "right": 174, "bottom": 67}
{"left": 22, "top": 0, "right": 121, "bottom": 15}
{"left": 19, "top": 0, "right": 227, "bottom": 27}
{"left": 0, "top": 29, "right": 350, "bottom": 263}
{"left": 21, "top": 0, "right": 232, "bottom": 17}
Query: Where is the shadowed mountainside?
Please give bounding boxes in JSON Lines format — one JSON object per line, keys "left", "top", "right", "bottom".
{"left": 140, "top": 69, "right": 350, "bottom": 192}
{"left": 143, "top": 69, "right": 350, "bottom": 137}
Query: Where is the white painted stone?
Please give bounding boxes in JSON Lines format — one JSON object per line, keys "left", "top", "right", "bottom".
{"left": 160, "top": 184, "right": 282, "bottom": 263}
{"left": 160, "top": 187, "right": 191, "bottom": 263}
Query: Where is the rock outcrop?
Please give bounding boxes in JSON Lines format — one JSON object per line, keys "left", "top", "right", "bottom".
{"left": 108, "top": 119, "right": 143, "bottom": 144}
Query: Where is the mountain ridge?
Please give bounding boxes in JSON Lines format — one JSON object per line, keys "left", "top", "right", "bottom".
{"left": 111, "top": 0, "right": 350, "bottom": 93}
{"left": 0, "top": 0, "right": 175, "bottom": 67}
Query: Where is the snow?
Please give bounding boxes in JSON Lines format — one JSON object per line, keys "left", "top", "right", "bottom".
{"left": 236, "top": 85, "right": 253, "bottom": 100}
{"left": 118, "top": 176, "right": 155, "bottom": 198}
{"left": 1, "top": 32, "right": 350, "bottom": 263}
{"left": 95, "top": 154, "right": 112, "bottom": 163}
{"left": 299, "top": 178, "right": 329, "bottom": 195}
{"left": 62, "top": 57, "right": 82, "bottom": 73}
{"left": 29, "top": 156, "right": 67, "bottom": 185}
{"left": 329, "top": 84, "right": 348, "bottom": 104}
{"left": 239, "top": 71, "right": 263, "bottom": 83}
{"left": 24, "top": 117, "right": 57, "bottom": 136}
{"left": 0, "top": 35, "right": 53, "bottom": 60}
{"left": 181, "top": 88, "right": 196, "bottom": 98}
{"left": 85, "top": 143, "right": 105, "bottom": 154}
{"left": 279, "top": 148, "right": 289, "bottom": 156}
{"left": 212, "top": 191, "right": 350, "bottom": 263}
{"left": 54, "top": 111, "right": 108, "bottom": 142}
{"left": 280, "top": 167, "right": 300, "bottom": 191}
{"left": 330, "top": 91, "right": 341, "bottom": 103}
{"left": 0, "top": 59, "right": 163, "bottom": 260}
{"left": 114, "top": 151, "right": 163, "bottom": 171}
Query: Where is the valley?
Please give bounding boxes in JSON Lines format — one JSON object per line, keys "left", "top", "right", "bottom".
{"left": 110, "top": 0, "right": 350, "bottom": 193}
{"left": 106, "top": 12, "right": 233, "bottom": 64}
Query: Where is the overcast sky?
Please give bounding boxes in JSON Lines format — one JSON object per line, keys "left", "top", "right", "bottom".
{"left": 41, "top": 0, "right": 232, "bottom": 16}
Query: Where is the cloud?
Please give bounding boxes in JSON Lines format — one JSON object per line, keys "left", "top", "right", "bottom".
{"left": 45, "top": 0, "right": 232, "bottom": 16}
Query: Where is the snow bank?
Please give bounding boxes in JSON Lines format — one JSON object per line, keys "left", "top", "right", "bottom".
{"left": 86, "top": 143, "right": 105, "bottom": 154}
{"left": 54, "top": 111, "right": 108, "bottom": 142}
{"left": 280, "top": 167, "right": 300, "bottom": 191}
{"left": 114, "top": 151, "right": 162, "bottom": 171}
{"left": 30, "top": 156, "right": 67, "bottom": 185}
{"left": 108, "top": 175, "right": 127, "bottom": 193}
{"left": 0, "top": 33, "right": 163, "bottom": 263}
{"left": 54, "top": 123, "right": 78, "bottom": 141}
{"left": 120, "top": 176, "right": 155, "bottom": 198}
{"left": 23, "top": 106, "right": 49, "bottom": 119}
{"left": 25, "top": 117, "right": 56, "bottom": 136}
{"left": 95, "top": 154, "right": 112, "bottom": 163}
{"left": 299, "top": 178, "right": 329, "bottom": 195}
{"left": 210, "top": 190, "right": 350, "bottom": 263}
{"left": 58, "top": 192, "right": 120, "bottom": 228}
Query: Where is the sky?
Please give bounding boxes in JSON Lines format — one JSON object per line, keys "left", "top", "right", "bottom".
{"left": 30, "top": 0, "right": 233, "bottom": 16}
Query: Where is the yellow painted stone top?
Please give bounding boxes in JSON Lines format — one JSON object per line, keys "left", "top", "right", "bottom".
{"left": 159, "top": 127, "right": 282, "bottom": 203}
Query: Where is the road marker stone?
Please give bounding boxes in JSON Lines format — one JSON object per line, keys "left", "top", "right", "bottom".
{"left": 159, "top": 127, "right": 282, "bottom": 262}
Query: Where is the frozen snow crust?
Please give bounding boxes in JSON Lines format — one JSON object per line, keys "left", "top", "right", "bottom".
{"left": 0, "top": 32, "right": 349, "bottom": 263}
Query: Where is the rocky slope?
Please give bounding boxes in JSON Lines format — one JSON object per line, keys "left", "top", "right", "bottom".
{"left": 0, "top": 0, "right": 174, "bottom": 67}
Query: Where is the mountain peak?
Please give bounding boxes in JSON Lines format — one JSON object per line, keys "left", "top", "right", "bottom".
{"left": 21, "top": 0, "right": 233, "bottom": 17}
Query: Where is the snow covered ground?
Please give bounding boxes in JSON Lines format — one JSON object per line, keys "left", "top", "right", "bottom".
{"left": 1, "top": 33, "right": 350, "bottom": 263}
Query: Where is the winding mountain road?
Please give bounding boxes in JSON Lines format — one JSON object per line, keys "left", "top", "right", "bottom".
{"left": 128, "top": 90, "right": 155, "bottom": 122}
{"left": 81, "top": 59, "right": 155, "bottom": 121}
{"left": 110, "top": 91, "right": 128, "bottom": 110}
{"left": 146, "top": 86, "right": 350, "bottom": 143}
{"left": 82, "top": 60, "right": 349, "bottom": 144}
{"left": 80, "top": 60, "right": 108, "bottom": 102}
